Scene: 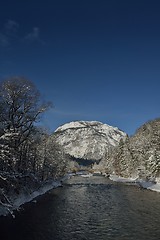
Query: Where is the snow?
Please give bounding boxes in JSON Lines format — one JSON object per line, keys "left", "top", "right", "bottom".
{"left": 1, "top": 173, "right": 160, "bottom": 217}
{"left": 137, "top": 180, "right": 160, "bottom": 192}
{"left": 0, "top": 180, "right": 62, "bottom": 217}
{"left": 55, "top": 120, "right": 125, "bottom": 136}
{"left": 54, "top": 120, "right": 126, "bottom": 160}
{"left": 109, "top": 175, "right": 137, "bottom": 183}
{"left": 109, "top": 174, "right": 160, "bottom": 193}
{"left": 55, "top": 121, "right": 89, "bottom": 132}
{"left": 81, "top": 173, "right": 93, "bottom": 178}
{"left": 13, "top": 180, "right": 61, "bottom": 206}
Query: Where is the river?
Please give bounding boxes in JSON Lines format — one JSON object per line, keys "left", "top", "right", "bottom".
{"left": 1, "top": 175, "right": 160, "bottom": 240}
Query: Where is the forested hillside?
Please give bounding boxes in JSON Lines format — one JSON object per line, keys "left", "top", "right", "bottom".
{"left": 99, "top": 118, "right": 160, "bottom": 182}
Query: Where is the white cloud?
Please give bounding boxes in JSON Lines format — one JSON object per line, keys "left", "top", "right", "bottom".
{"left": 4, "top": 20, "right": 19, "bottom": 35}
{"left": 0, "top": 20, "right": 19, "bottom": 47}
{"left": 25, "top": 27, "right": 39, "bottom": 40}
{"left": 0, "top": 20, "right": 44, "bottom": 47}
{"left": 24, "top": 27, "right": 44, "bottom": 44}
{"left": 0, "top": 33, "right": 9, "bottom": 47}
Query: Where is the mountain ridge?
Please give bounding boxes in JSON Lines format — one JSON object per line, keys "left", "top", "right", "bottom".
{"left": 54, "top": 120, "right": 127, "bottom": 161}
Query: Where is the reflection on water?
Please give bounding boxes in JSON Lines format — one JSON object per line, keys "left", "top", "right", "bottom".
{"left": 1, "top": 176, "right": 160, "bottom": 240}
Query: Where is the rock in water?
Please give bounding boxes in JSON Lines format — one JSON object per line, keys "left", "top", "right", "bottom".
{"left": 54, "top": 121, "right": 126, "bottom": 160}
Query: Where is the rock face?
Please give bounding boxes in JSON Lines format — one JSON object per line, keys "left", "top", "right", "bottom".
{"left": 54, "top": 121, "right": 126, "bottom": 160}
{"left": 100, "top": 118, "right": 160, "bottom": 181}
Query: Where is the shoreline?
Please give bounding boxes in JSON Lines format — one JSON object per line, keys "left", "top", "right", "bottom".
{"left": 109, "top": 174, "right": 160, "bottom": 193}
{"left": 0, "top": 179, "right": 63, "bottom": 218}
{"left": 79, "top": 171, "right": 160, "bottom": 193}
{"left": 1, "top": 172, "right": 160, "bottom": 217}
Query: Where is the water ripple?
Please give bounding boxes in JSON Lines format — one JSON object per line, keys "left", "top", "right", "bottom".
{"left": 1, "top": 176, "right": 160, "bottom": 240}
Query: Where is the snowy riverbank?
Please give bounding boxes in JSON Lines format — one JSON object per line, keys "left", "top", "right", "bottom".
{"left": 109, "top": 174, "right": 160, "bottom": 193}
{"left": 67, "top": 172, "right": 160, "bottom": 193}
{"left": 0, "top": 180, "right": 62, "bottom": 217}
{"left": 1, "top": 172, "right": 160, "bottom": 218}
{"left": 0, "top": 177, "right": 64, "bottom": 217}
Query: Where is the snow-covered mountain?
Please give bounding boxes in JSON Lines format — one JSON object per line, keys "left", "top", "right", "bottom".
{"left": 54, "top": 121, "right": 127, "bottom": 160}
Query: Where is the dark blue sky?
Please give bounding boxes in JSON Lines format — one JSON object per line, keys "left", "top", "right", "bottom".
{"left": 0, "top": 0, "right": 160, "bottom": 135}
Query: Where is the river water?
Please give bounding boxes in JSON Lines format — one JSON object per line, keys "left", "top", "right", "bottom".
{"left": 1, "top": 175, "right": 160, "bottom": 240}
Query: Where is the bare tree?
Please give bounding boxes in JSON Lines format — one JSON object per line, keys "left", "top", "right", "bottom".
{"left": 37, "top": 134, "right": 67, "bottom": 180}
{"left": 0, "top": 76, "right": 52, "bottom": 172}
